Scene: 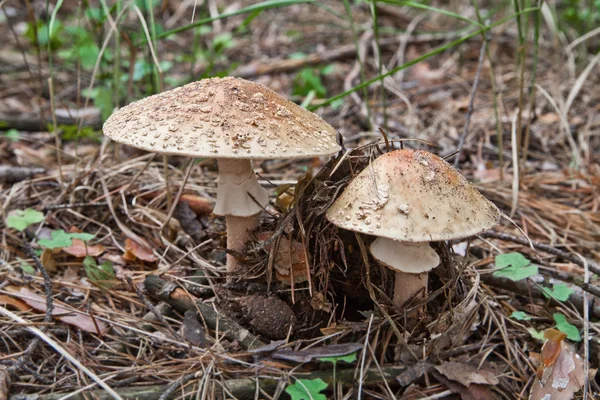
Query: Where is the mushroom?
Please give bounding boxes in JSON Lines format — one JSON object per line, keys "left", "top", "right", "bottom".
{"left": 103, "top": 77, "right": 340, "bottom": 276}
{"left": 326, "top": 149, "right": 500, "bottom": 309}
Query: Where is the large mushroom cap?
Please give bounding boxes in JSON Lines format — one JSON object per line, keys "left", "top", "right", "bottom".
{"left": 103, "top": 77, "right": 340, "bottom": 159}
{"left": 326, "top": 149, "right": 501, "bottom": 242}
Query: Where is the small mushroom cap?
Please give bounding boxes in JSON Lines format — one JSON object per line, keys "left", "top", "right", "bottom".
{"left": 370, "top": 238, "right": 440, "bottom": 274}
{"left": 103, "top": 77, "right": 340, "bottom": 159}
{"left": 326, "top": 149, "right": 500, "bottom": 242}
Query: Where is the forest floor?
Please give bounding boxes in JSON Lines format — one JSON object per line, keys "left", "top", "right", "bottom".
{"left": 0, "top": 1, "right": 599, "bottom": 399}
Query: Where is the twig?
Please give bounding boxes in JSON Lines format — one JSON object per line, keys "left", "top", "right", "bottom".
{"left": 143, "top": 275, "right": 265, "bottom": 350}
{"left": 7, "top": 243, "right": 53, "bottom": 376}
{"left": 124, "top": 275, "right": 186, "bottom": 346}
{"left": 454, "top": 28, "right": 489, "bottom": 168}
{"left": 0, "top": 166, "right": 45, "bottom": 184}
{"left": 158, "top": 373, "right": 196, "bottom": 400}
{"left": 42, "top": 202, "right": 108, "bottom": 211}
{"left": 8, "top": 365, "right": 407, "bottom": 400}
{"left": 480, "top": 231, "right": 600, "bottom": 276}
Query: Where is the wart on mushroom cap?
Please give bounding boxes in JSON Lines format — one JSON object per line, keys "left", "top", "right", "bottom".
{"left": 103, "top": 76, "right": 341, "bottom": 276}
{"left": 326, "top": 149, "right": 500, "bottom": 308}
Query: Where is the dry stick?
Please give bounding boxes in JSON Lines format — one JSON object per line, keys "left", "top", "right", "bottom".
{"left": 479, "top": 231, "right": 600, "bottom": 276}
{"left": 7, "top": 243, "right": 53, "bottom": 376}
{"left": 47, "top": 78, "right": 63, "bottom": 183}
{"left": 124, "top": 275, "right": 186, "bottom": 347}
{"left": 162, "top": 158, "right": 195, "bottom": 230}
{"left": 143, "top": 275, "right": 265, "bottom": 350}
{"left": 8, "top": 365, "right": 407, "bottom": 400}
{"left": 158, "top": 373, "right": 196, "bottom": 400}
{"left": 454, "top": 31, "right": 488, "bottom": 168}
{"left": 0, "top": 165, "right": 45, "bottom": 184}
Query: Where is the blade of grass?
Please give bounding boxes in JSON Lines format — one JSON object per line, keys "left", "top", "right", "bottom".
{"left": 370, "top": 1, "right": 387, "bottom": 130}
{"left": 342, "top": 0, "right": 372, "bottom": 128}
{"left": 521, "top": 3, "right": 541, "bottom": 166}
{"left": 473, "top": 2, "right": 504, "bottom": 180}
{"left": 155, "top": 0, "right": 316, "bottom": 41}
{"left": 378, "top": 0, "right": 484, "bottom": 28}
{"left": 310, "top": 7, "right": 541, "bottom": 111}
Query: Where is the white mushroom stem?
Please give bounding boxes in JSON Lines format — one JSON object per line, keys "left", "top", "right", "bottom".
{"left": 213, "top": 159, "right": 269, "bottom": 276}
{"left": 369, "top": 238, "right": 440, "bottom": 309}
{"left": 392, "top": 270, "right": 428, "bottom": 309}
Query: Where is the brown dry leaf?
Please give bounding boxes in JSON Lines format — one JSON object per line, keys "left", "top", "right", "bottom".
{"left": 530, "top": 335, "right": 593, "bottom": 400}
{"left": 123, "top": 238, "right": 157, "bottom": 262}
{"left": 258, "top": 232, "right": 308, "bottom": 285}
{"left": 434, "top": 371, "right": 497, "bottom": 400}
{"left": 6, "top": 286, "right": 107, "bottom": 334}
{"left": 435, "top": 361, "right": 499, "bottom": 387}
{"left": 62, "top": 239, "right": 105, "bottom": 258}
{"left": 179, "top": 194, "right": 213, "bottom": 215}
{"left": 0, "top": 294, "right": 31, "bottom": 311}
{"left": 40, "top": 248, "right": 57, "bottom": 273}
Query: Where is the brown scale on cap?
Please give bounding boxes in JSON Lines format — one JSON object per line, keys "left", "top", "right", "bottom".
{"left": 103, "top": 76, "right": 340, "bottom": 159}
{"left": 326, "top": 149, "right": 501, "bottom": 243}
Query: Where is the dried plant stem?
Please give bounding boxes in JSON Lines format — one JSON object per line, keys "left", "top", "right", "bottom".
{"left": 11, "top": 365, "right": 407, "bottom": 400}
{"left": 454, "top": 34, "right": 487, "bottom": 168}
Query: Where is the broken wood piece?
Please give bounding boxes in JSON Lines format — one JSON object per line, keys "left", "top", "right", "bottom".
{"left": 0, "top": 165, "right": 45, "bottom": 183}
{"left": 143, "top": 275, "right": 265, "bottom": 349}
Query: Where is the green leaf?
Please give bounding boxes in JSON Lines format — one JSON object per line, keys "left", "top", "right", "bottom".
{"left": 69, "top": 232, "right": 95, "bottom": 242}
{"left": 319, "top": 351, "right": 358, "bottom": 364}
{"left": 495, "top": 252, "right": 530, "bottom": 269}
{"left": 6, "top": 209, "right": 45, "bottom": 232}
{"left": 493, "top": 252, "right": 538, "bottom": 281}
{"left": 17, "top": 257, "right": 36, "bottom": 275}
{"left": 541, "top": 283, "right": 574, "bottom": 302}
{"left": 38, "top": 230, "right": 74, "bottom": 249}
{"left": 510, "top": 311, "right": 531, "bottom": 321}
{"left": 83, "top": 256, "right": 116, "bottom": 288}
{"left": 4, "top": 129, "right": 20, "bottom": 142}
{"left": 527, "top": 328, "right": 545, "bottom": 342}
{"left": 553, "top": 313, "right": 581, "bottom": 342}
{"left": 285, "top": 378, "right": 328, "bottom": 400}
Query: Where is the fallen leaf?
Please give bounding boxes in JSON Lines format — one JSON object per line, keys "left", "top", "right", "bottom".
{"left": 6, "top": 286, "right": 107, "bottom": 334}
{"left": 0, "top": 294, "right": 31, "bottom": 311}
{"left": 62, "top": 239, "right": 105, "bottom": 258}
{"left": 40, "top": 248, "right": 57, "bottom": 273}
{"left": 435, "top": 362, "right": 499, "bottom": 386}
{"left": 272, "top": 343, "right": 362, "bottom": 363}
{"left": 396, "top": 362, "right": 431, "bottom": 387}
{"left": 541, "top": 329, "right": 567, "bottom": 369}
{"left": 179, "top": 194, "right": 213, "bottom": 215}
{"left": 530, "top": 335, "right": 593, "bottom": 400}
{"left": 434, "top": 371, "right": 496, "bottom": 400}
{"left": 123, "top": 238, "right": 157, "bottom": 262}
{"left": 258, "top": 232, "right": 309, "bottom": 285}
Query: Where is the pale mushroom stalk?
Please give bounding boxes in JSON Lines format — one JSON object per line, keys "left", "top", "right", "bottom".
{"left": 370, "top": 238, "right": 439, "bottom": 308}
{"left": 213, "top": 159, "right": 269, "bottom": 275}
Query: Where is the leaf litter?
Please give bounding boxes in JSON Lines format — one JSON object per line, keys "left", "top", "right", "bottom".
{"left": 0, "top": 2, "right": 599, "bottom": 399}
